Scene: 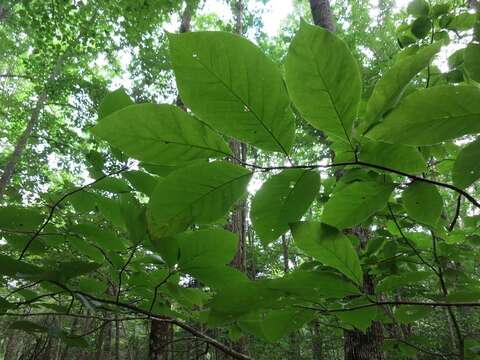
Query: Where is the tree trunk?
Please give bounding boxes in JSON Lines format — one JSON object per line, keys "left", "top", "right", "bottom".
{"left": 115, "top": 316, "right": 120, "bottom": 360}
{"left": 3, "top": 331, "right": 18, "bottom": 360}
{"left": 228, "top": 2, "right": 248, "bottom": 354}
{"left": 311, "top": 320, "right": 323, "bottom": 360}
{"left": 149, "top": 320, "right": 173, "bottom": 360}
{"left": 0, "top": 53, "right": 66, "bottom": 202}
{"left": 309, "top": 0, "right": 335, "bottom": 32}
{"left": 150, "top": 3, "right": 195, "bottom": 358}
{"left": 307, "top": 2, "right": 384, "bottom": 359}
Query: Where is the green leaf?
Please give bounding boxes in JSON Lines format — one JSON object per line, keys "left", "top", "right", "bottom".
{"left": 394, "top": 305, "right": 432, "bottom": 324}
{"left": 322, "top": 181, "right": 394, "bottom": 230}
{"left": 92, "top": 177, "right": 131, "bottom": 193}
{"left": 0, "top": 296, "right": 13, "bottom": 312}
{"left": 72, "top": 224, "right": 128, "bottom": 252}
{"left": 407, "top": 0, "right": 429, "bottom": 17}
{"left": 335, "top": 298, "right": 377, "bottom": 331}
{"left": 367, "top": 85, "right": 480, "bottom": 145}
{"left": 148, "top": 161, "right": 251, "bottom": 237}
{"left": 402, "top": 181, "right": 443, "bottom": 227}
{"left": 175, "top": 229, "right": 238, "bottom": 270}
{"left": 359, "top": 139, "right": 426, "bottom": 174}
{"left": 61, "top": 336, "right": 89, "bottom": 348}
{"left": 431, "top": 3, "right": 450, "bottom": 18}
{"left": 251, "top": 169, "right": 320, "bottom": 246}
{"left": 290, "top": 222, "right": 363, "bottom": 285}
{"left": 411, "top": 17, "right": 431, "bottom": 39}
{"left": 169, "top": 31, "right": 294, "bottom": 154}
{"left": 188, "top": 266, "right": 249, "bottom": 289}
{"left": 92, "top": 104, "right": 231, "bottom": 165}
{"left": 285, "top": 21, "right": 361, "bottom": 144}
{"left": 0, "top": 207, "right": 43, "bottom": 231}
{"left": 377, "top": 271, "right": 433, "bottom": 292}
{"left": 98, "top": 87, "right": 133, "bottom": 120}
{"left": 267, "top": 270, "right": 361, "bottom": 300}
{"left": 68, "top": 237, "right": 104, "bottom": 263}
{"left": 0, "top": 255, "right": 40, "bottom": 277}
{"left": 446, "top": 13, "right": 476, "bottom": 31}
{"left": 259, "top": 309, "right": 315, "bottom": 342}
{"left": 78, "top": 278, "right": 108, "bottom": 294}
{"left": 9, "top": 320, "right": 47, "bottom": 333}
{"left": 465, "top": 43, "right": 480, "bottom": 82}
{"left": 362, "top": 43, "right": 441, "bottom": 132}
{"left": 123, "top": 170, "right": 159, "bottom": 196}
{"left": 453, "top": 139, "right": 480, "bottom": 189}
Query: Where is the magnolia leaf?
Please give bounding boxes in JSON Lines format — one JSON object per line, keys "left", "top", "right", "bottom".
{"left": 402, "top": 181, "right": 443, "bottom": 227}
{"left": 290, "top": 222, "right": 363, "bottom": 285}
{"left": 465, "top": 43, "right": 480, "bottom": 82}
{"left": 285, "top": 21, "right": 361, "bottom": 144}
{"left": 362, "top": 42, "right": 441, "bottom": 132}
{"left": 148, "top": 161, "right": 251, "bottom": 237}
{"left": 322, "top": 181, "right": 394, "bottom": 230}
{"left": 173, "top": 229, "right": 238, "bottom": 271}
{"left": 359, "top": 139, "right": 426, "bottom": 174}
{"left": 367, "top": 86, "right": 480, "bottom": 145}
{"left": 169, "top": 31, "right": 294, "bottom": 154}
{"left": 98, "top": 87, "right": 133, "bottom": 120}
{"left": 452, "top": 139, "right": 480, "bottom": 189}
{"left": 251, "top": 169, "right": 320, "bottom": 246}
{"left": 92, "top": 104, "right": 231, "bottom": 165}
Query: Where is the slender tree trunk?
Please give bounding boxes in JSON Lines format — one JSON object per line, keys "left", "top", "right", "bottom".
{"left": 309, "top": 0, "right": 335, "bottom": 32}
{"left": 228, "top": 2, "right": 248, "bottom": 354}
{"left": 150, "top": 4, "right": 195, "bottom": 359}
{"left": 307, "top": 2, "right": 384, "bottom": 359}
{"left": 115, "top": 316, "right": 120, "bottom": 360}
{"left": 3, "top": 331, "right": 18, "bottom": 360}
{"left": 0, "top": 53, "right": 66, "bottom": 202}
{"left": 149, "top": 320, "right": 173, "bottom": 360}
{"left": 311, "top": 320, "right": 323, "bottom": 360}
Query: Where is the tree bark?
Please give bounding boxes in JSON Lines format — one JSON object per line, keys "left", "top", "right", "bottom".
{"left": 3, "top": 331, "right": 18, "bottom": 360}
{"left": 309, "top": 0, "right": 335, "bottom": 32}
{"left": 149, "top": 320, "right": 173, "bottom": 360}
{"left": 311, "top": 320, "right": 323, "bottom": 360}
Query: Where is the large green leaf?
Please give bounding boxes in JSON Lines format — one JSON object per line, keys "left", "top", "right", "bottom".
{"left": 335, "top": 297, "right": 378, "bottom": 331}
{"left": 98, "top": 87, "right": 133, "bottom": 120}
{"left": 367, "top": 86, "right": 480, "bottom": 145}
{"left": 148, "top": 161, "right": 251, "bottom": 237}
{"left": 169, "top": 31, "right": 294, "bottom": 154}
{"left": 322, "top": 181, "right": 394, "bottom": 230}
{"left": 251, "top": 169, "right": 320, "bottom": 246}
{"left": 452, "top": 139, "right": 480, "bottom": 189}
{"left": 290, "top": 222, "right": 363, "bottom": 285}
{"left": 362, "top": 42, "right": 441, "bottom": 132}
{"left": 266, "top": 270, "right": 361, "bottom": 300}
{"left": 173, "top": 229, "right": 238, "bottom": 270}
{"left": 0, "top": 255, "right": 40, "bottom": 277}
{"left": 255, "top": 309, "right": 315, "bottom": 342}
{"left": 402, "top": 181, "right": 443, "bottom": 227}
{"left": 359, "top": 139, "right": 427, "bottom": 174}
{"left": 377, "top": 271, "right": 433, "bottom": 292}
{"left": 92, "top": 104, "right": 231, "bottom": 165}
{"left": 285, "top": 21, "right": 361, "bottom": 144}
{"left": 465, "top": 43, "right": 480, "bottom": 82}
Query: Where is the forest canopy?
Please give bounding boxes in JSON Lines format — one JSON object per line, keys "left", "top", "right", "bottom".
{"left": 1, "top": 0, "right": 480, "bottom": 359}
